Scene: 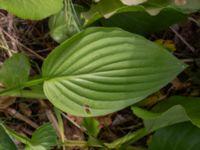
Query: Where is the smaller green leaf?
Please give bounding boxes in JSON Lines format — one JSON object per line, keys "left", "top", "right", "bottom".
{"left": 0, "top": 0, "right": 64, "bottom": 20}
{"left": 81, "top": 0, "right": 144, "bottom": 25}
{"left": 49, "top": 4, "right": 84, "bottom": 43}
{"left": 82, "top": 118, "right": 100, "bottom": 137}
{"left": 49, "top": 5, "right": 83, "bottom": 43}
{"left": 25, "top": 123, "right": 57, "bottom": 150}
{"left": 149, "top": 122, "right": 200, "bottom": 150}
{"left": 49, "top": 9, "right": 77, "bottom": 43}
{"left": 132, "top": 96, "right": 200, "bottom": 132}
{"left": 0, "top": 53, "right": 30, "bottom": 89}
{"left": 0, "top": 124, "right": 18, "bottom": 150}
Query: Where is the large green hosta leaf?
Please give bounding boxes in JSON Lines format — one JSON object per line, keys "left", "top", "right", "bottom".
{"left": 0, "top": 0, "right": 63, "bottom": 20}
{"left": 42, "top": 27, "right": 186, "bottom": 117}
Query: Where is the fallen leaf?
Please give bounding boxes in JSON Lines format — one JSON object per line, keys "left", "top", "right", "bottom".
{"left": 19, "top": 103, "right": 32, "bottom": 117}
{"left": 67, "top": 114, "right": 83, "bottom": 125}
{"left": 155, "top": 39, "right": 176, "bottom": 52}
{"left": 138, "top": 92, "right": 166, "bottom": 107}
{"left": 171, "top": 78, "right": 190, "bottom": 90}
{"left": 96, "top": 115, "right": 112, "bottom": 128}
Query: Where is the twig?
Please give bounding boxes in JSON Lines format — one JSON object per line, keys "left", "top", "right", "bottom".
{"left": 39, "top": 100, "right": 61, "bottom": 137}
{"left": 7, "top": 14, "right": 17, "bottom": 51}
{"left": 0, "top": 29, "right": 13, "bottom": 57}
{"left": 2, "top": 30, "right": 44, "bottom": 60}
{"left": 54, "top": 108, "right": 66, "bottom": 150}
{"left": 170, "top": 27, "right": 195, "bottom": 53}
{"left": 181, "top": 58, "right": 194, "bottom": 63}
{"left": 20, "top": 127, "right": 33, "bottom": 136}
{"left": 62, "top": 113, "right": 85, "bottom": 131}
{"left": 4, "top": 107, "right": 39, "bottom": 128}
{"left": 0, "top": 45, "right": 15, "bottom": 53}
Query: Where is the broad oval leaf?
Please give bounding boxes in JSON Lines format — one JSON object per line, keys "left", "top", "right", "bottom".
{"left": 42, "top": 27, "right": 186, "bottom": 117}
{"left": 132, "top": 96, "right": 200, "bottom": 131}
{"left": 0, "top": 0, "right": 63, "bottom": 20}
{"left": 149, "top": 122, "right": 200, "bottom": 150}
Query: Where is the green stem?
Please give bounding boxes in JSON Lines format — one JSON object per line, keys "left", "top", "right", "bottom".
{"left": 62, "top": 128, "right": 149, "bottom": 149}
{"left": 63, "top": 140, "right": 103, "bottom": 148}
{"left": 23, "top": 78, "right": 45, "bottom": 87}
{"left": 0, "top": 89, "right": 46, "bottom": 99}
{"left": 54, "top": 108, "right": 65, "bottom": 150}
{"left": 0, "top": 78, "right": 46, "bottom": 99}
{"left": 105, "top": 128, "right": 149, "bottom": 149}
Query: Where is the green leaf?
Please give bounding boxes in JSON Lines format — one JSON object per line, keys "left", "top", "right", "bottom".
{"left": 101, "top": 7, "right": 186, "bottom": 35}
{"left": 0, "top": 124, "right": 17, "bottom": 150}
{"left": 82, "top": 0, "right": 187, "bottom": 35}
{"left": 42, "top": 27, "right": 186, "bottom": 117}
{"left": 132, "top": 96, "right": 200, "bottom": 132}
{"left": 0, "top": 0, "right": 63, "bottom": 20}
{"left": 149, "top": 122, "right": 200, "bottom": 150}
{"left": 82, "top": 118, "right": 104, "bottom": 148}
{"left": 81, "top": 0, "right": 144, "bottom": 26}
{"left": 0, "top": 53, "right": 30, "bottom": 89}
{"left": 82, "top": 0, "right": 200, "bottom": 28}
{"left": 49, "top": 4, "right": 84, "bottom": 43}
{"left": 82, "top": 118, "right": 100, "bottom": 137}
{"left": 25, "top": 123, "right": 57, "bottom": 150}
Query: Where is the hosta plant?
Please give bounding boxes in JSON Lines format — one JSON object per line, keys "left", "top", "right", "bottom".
{"left": 0, "top": 27, "right": 186, "bottom": 117}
